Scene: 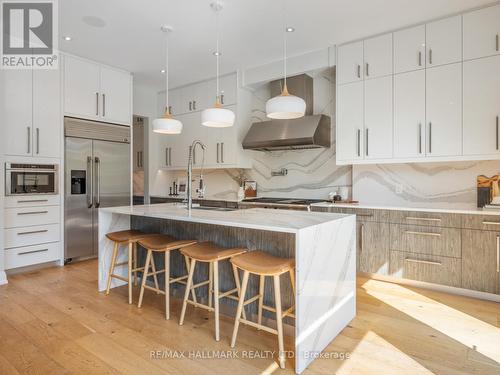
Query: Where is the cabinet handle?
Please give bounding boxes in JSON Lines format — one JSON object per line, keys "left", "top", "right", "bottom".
{"left": 189, "top": 101, "right": 192, "bottom": 111}
{"left": 357, "top": 64, "right": 361, "bottom": 78}
{"left": 405, "top": 258, "right": 442, "bottom": 266}
{"left": 217, "top": 143, "right": 220, "bottom": 163}
{"left": 193, "top": 100, "right": 196, "bottom": 110}
{"left": 27, "top": 126, "right": 31, "bottom": 154}
{"left": 418, "top": 123, "right": 422, "bottom": 154}
{"left": 96, "top": 92, "right": 99, "bottom": 115}
{"left": 360, "top": 223, "right": 365, "bottom": 254}
{"left": 496, "top": 236, "right": 499, "bottom": 273}
{"left": 19, "top": 248, "right": 49, "bottom": 255}
{"left": 405, "top": 216, "right": 441, "bottom": 222}
{"left": 17, "top": 229, "right": 48, "bottom": 235}
{"left": 137, "top": 152, "right": 141, "bottom": 168}
{"left": 165, "top": 148, "right": 169, "bottom": 166}
{"left": 404, "top": 230, "right": 441, "bottom": 237}
{"left": 357, "top": 213, "right": 373, "bottom": 217}
{"left": 141, "top": 151, "right": 144, "bottom": 168}
{"left": 365, "top": 128, "right": 369, "bottom": 156}
{"left": 418, "top": 51, "right": 422, "bottom": 67}
{"left": 365, "top": 63, "right": 369, "bottom": 77}
{"left": 428, "top": 122, "right": 432, "bottom": 153}
{"left": 496, "top": 34, "right": 499, "bottom": 52}
{"left": 17, "top": 210, "right": 48, "bottom": 215}
{"left": 221, "top": 94, "right": 224, "bottom": 105}
{"left": 169, "top": 148, "right": 172, "bottom": 166}
{"left": 36, "top": 128, "right": 40, "bottom": 154}
{"left": 482, "top": 221, "right": 500, "bottom": 226}
{"left": 18, "top": 199, "right": 48, "bottom": 203}
{"left": 357, "top": 129, "right": 361, "bottom": 157}
{"left": 496, "top": 116, "right": 499, "bottom": 151}
{"left": 221, "top": 142, "right": 224, "bottom": 163}
{"left": 429, "top": 49, "right": 433, "bottom": 65}
{"left": 193, "top": 147, "right": 196, "bottom": 165}
{"left": 102, "top": 93, "right": 106, "bottom": 117}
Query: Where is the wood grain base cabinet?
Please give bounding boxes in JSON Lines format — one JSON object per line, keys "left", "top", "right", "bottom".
{"left": 359, "top": 222, "right": 390, "bottom": 275}
{"left": 462, "top": 229, "right": 500, "bottom": 294}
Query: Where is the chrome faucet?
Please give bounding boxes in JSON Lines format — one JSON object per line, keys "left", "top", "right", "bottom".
{"left": 187, "top": 140, "right": 206, "bottom": 210}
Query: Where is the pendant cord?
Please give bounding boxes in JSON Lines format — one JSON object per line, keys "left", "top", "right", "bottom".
{"left": 283, "top": 0, "right": 287, "bottom": 91}
{"left": 215, "top": 5, "right": 220, "bottom": 101}
{"left": 165, "top": 31, "right": 169, "bottom": 111}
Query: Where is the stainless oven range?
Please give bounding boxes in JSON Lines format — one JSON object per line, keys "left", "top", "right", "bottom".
{"left": 5, "top": 163, "right": 58, "bottom": 195}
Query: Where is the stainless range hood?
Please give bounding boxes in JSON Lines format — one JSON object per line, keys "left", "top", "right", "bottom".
{"left": 242, "top": 74, "right": 331, "bottom": 151}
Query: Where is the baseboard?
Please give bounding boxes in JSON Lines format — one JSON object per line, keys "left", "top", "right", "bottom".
{"left": 5, "top": 260, "right": 62, "bottom": 276}
{"left": 361, "top": 272, "right": 500, "bottom": 303}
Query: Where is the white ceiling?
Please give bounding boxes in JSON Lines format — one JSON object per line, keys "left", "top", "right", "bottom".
{"left": 60, "top": 0, "right": 494, "bottom": 90}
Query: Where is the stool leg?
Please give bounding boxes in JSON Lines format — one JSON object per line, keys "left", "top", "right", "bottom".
{"left": 208, "top": 262, "right": 213, "bottom": 308}
{"left": 230, "top": 270, "right": 249, "bottom": 348}
{"left": 231, "top": 264, "right": 246, "bottom": 320}
{"left": 273, "top": 275, "right": 285, "bottom": 369}
{"left": 258, "top": 275, "right": 265, "bottom": 327}
{"left": 150, "top": 254, "right": 160, "bottom": 294}
{"left": 138, "top": 250, "right": 152, "bottom": 308}
{"left": 213, "top": 261, "right": 220, "bottom": 341}
{"left": 105, "top": 242, "right": 119, "bottom": 295}
{"left": 179, "top": 259, "right": 196, "bottom": 326}
{"left": 289, "top": 269, "right": 296, "bottom": 301}
{"left": 165, "top": 251, "right": 171, "bottom": 320}
{"left": 133, "top": 242, "right": 138, "bottom": 287}
{"left": 184, "top": 255, "right": 198, "bottom": 304}
{"left": 128, "top": 243, "right": 133, "bottom": 304}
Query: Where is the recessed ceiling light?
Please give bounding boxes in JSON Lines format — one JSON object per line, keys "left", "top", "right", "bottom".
{"left": 82, "top": 15, "right": 106, "bottom": 28}
{"left": 213, "top": 51, "right": 221, "bottom": 56}
{"left": 286, "top": 27, "right": 295, "bottom": 32}
{"left": 160, "top": 69, "right": 166, "bottom": 74}
{"left": 63, "top": 36, "right": 72, "bottom": 41}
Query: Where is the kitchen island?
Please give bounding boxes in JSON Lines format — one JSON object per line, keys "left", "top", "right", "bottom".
{"left": 98, "top": 203, "right": 356, "bottom": 373}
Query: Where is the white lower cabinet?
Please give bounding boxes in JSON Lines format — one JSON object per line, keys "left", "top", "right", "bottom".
{"left": 463, "top": 55, "right": 500, "bottom": 156}
{"left": 4, "top": 206, "right": 60, "bottom": 228}
{"left": 4, "top": 223, "right": 60, "bottom": 249}
{"left": 4, "top": 242, "right": 60, "bottom": 270}
{"left": 337, "top": 82, "right": 364, "bottom": 162}
{"left": 394, "top": 70, "right": 426, "bottom": 158}
{"left": 425, "top": 63, "right": 462, "bottom": 157}
{"left": 364, "top": 76, "right": 393, "bottom": 159}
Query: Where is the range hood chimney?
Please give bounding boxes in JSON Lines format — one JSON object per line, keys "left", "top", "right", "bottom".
{"left": 243, "top": 74, "right": 331, "bottom": 151}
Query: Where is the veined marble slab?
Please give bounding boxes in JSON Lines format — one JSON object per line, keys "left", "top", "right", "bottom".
{"left": 98, "top": 204, "right": 356, "bottom": 374}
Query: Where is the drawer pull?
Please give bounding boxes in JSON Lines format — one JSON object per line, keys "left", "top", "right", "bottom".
{"left": 17, "top": 199, "right": 49, "bottom": 203}
{"left": 405, "top": 217, "right": 441, "bottom": 222}
{"left": 404, "top": 230, "right": 441, "bottom": 237}
{"left": 17, "top": 210, "right": 48, "bottom": 215}
{"left": 405, "top": 258, "right": 442, "bottom": 266}
{"left": 482, "top": 221, "right": 500, "bottom": 226}
{"left": 17, "top": 229, "right": 48, "bottom": 235}
{"left": 19, "top": 248, "right": 49, "bottom": 255}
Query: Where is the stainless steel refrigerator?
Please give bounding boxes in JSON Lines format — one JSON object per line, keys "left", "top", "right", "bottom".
{"left": 64, "top": 117, "right": 131, "bottom": 261}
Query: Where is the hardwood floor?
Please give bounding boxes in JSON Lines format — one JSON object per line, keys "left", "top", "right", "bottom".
{"left": 0, "top": 259, "right": 499, "bottom": 374}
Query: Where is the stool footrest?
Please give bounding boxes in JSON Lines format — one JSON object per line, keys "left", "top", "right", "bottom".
{"left": 143, "top": 284, "right": 166, "bottom": 295}
{"left": 239, "top": 318, "right": 278, "bottom": 335}
{"left": 114, "top": 261, "right": 128, "bottom": 267}
{"left": 186, "top": 299, "right": 215, "bottom": 312}
{"left": 218, "top": 287, "right": 238, "bottom": 299}
{"left": 243, "top": 294, "right": 261, "bottom": 306}
{"left": 170, "top": 275, "right": 188, "bottom": 284}
{"left": 262, "top": 304, "right": 295, "bottom": 319}
{"left": 110, "top": 274, "right": 128, "bottom": 282}
{"left": 192, "top": 280, "right": 210, "bottom": 289}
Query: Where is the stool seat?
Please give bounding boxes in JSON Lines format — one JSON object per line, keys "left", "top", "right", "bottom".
{"left": 138, "top": 234, "right": 197, "bottom": 251}
{"left": 230, "top": 250, "right": 295, "bottom": 276}
{"left": 106, "top": 229, "right": 149, "bottom": 243}
{"left": 181, "top": 242, "right": 247, "bottom": 262}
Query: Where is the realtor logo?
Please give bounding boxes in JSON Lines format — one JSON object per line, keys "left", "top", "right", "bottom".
{"left": 1, "top": 0, "right": 58, "bottom": 69}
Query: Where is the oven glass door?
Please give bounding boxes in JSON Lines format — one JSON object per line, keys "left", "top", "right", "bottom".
{"left": 9, "top": 171, "right": 56, "bottom": 194}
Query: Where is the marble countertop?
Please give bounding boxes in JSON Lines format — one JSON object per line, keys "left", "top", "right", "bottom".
{"left": 100, "top": 203, "right": 350, "bottom": 233}
{"left": 311, "top": 202, "right": 500, "bottom": 216}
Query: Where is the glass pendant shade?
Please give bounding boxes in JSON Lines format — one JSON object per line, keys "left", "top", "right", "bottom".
{"left": 202, "top": 102, "right": 235, "bottom": 127}
{"left": 266, "top": 86, "right": 306, "bottom": 119}
{"left": 153, "top": 112, "right": 183, "bottom": 134}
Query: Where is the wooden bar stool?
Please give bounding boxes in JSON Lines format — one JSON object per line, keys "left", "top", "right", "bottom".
{"left": 105, "top": 230, "right": 160, "bottom": 304}
{"left": 179, "top": 242, "right": 247, "bottom": 341}
{"left": 230, "top": 251, "right": 295, "bottom": 369}
{"left": 137, "top": 234, "right": 198, "bottom": 319}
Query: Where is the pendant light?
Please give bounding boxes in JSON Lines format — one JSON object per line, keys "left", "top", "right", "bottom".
{"left": 201, "top": 2, "right": 235, "bottom": 128}
{"left": 265, "top": 12, "right": 306, "bottom": 119}
{"left": 153, "top": 25, "right": 183, "bottom": 134}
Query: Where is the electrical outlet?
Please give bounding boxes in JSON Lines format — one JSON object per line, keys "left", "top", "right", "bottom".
{"left": 395, "top": 183, "right": 404, "bottom": 194}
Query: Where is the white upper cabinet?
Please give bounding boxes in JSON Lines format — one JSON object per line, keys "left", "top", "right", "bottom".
{"left": 337, "top": 41, "right": 364, "bottom": 84}
{"left": 99, "top": 66, "right": 132, "bottom": 124}
{"left": 393, "top": 25, "right": 426, "bottom": 74}
{"left": 463, "top": 55, "right": 500, "bottom": 156}
{"left": 64, "top": 56, "right": 100, "bottom": 119}
{"left": 425, "top": 15, "right": 462, "bottom": 67}
{"left": 64, "top": 55, "right": 132, "bottom": 125}
{"left": 337, "top": 82, "right": 364, "bottom": 161}
{"left": 426, "top": 63, "right": 462, "bottom": 157}
{"left": 463, "top": 4, "right": 500, "bottom": 61}
{"left": 219, "top": 74, "right": 237, "bottom": 106}
{"left": 364, "top": 76, "right": 393, "bottom": 159}
{"left": 394, "top": 70, "right": 426, "bottom": 158}
{"left": 363, "top": 34, "right": 393, "bottom": 79}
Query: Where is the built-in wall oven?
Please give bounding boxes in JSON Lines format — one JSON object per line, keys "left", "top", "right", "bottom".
{"left": 5, "top": 163, "right": 58, "bottom": 195}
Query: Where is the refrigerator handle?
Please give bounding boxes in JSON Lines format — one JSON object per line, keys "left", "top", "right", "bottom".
{"left": 95, "top": 156, "right": 101, "bottom": 208}
{"left": 87, "top": 156, "right": 93, "bottom": 208}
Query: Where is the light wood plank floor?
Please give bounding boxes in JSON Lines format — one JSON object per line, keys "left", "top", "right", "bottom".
{"left": 0, "top": 259, "right": 499, "bottom": 374}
